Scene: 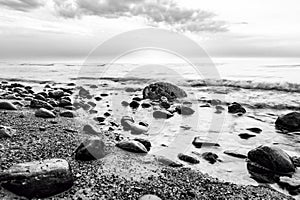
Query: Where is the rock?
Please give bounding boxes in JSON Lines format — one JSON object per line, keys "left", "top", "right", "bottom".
{"left": 139, "top": 194, "right": 162, "bottom": 200}
{"left": 176, "top": 105, "right": 195, "bottom": 115}
{"left": 121, "top": 101, "right": 129, "bottom": 107}
{"left": 0, "top": 101, "right": 17, "bottom": 110}
{"left": 129, "top": 100, "right": 140, "bottom": 109}
{"left": 39, "top": 126, "right": 46, "bottom": 131}
{"left": 104, "top": 112, "right": 111, "bottom": 117}
{"left": 89, "top": 85, "right": 98, "bottom": 89}
{"left": 291, "top": 156, "right": 300, "bottom": 167}
{"left": 202, "top": 152, "right": 219, "bottom": 164}
{"left": 238, "top": 133, "right": 256, "bottom": 139}
{"left": 49, "top": 90, "right": 64, "bottom": 99}
{"left": 216, "top": 105, "right": 225, "bottom": 110}
{"left": 246, "top": 128, "right": 262, "bottom": 134}
{"left": 59, "top": 99, "right": 72, "bottom": 107}
{"left": 0, "top": 126, "right": 14, "bottom": 138}
{"left": 134, "top": 138, "right": 151, "bottom": 151}
{"left": 143, "top": 82, "right": 187, "bottom": 101}
{"left": 100, "top": 93, "right": 109, "bottom": 97}
{"left": 275, "top": 112, "right": 300, "bottom": 131}
{"left": 87, "top": 101, "right": 96, "bottom": 107}
{"left": 78, "top": 87, "right": 90, "bottom": 97}
{"left": 247, "top": 146, "right": 295, "bottom": 183}
{"left": 228, "top": 102, "right": 246, "bottom": 114}
{"left": 116, "top": 140, "right": 148, "bottom": 153}
{"left": 82, "top": 124, "right": 100, "bottom": 135}
{"left": 74, "top": 137, "right": 106, "bottom": 161}
{"left": 30, "top": 99, "right": 53, "bottom": 110}
{"left": 278, "top": 177, "right": 300, "bottom": 195}
{"left": 94, "top": 117, "right": 105, "bottom": 123}
{"left": 192, "top": 137, "right": 220, "bottom": 148}
{"left": 121, "top": 116, "right": 134, "bottom": 130}
{"left": 183, "top": 101, "right": 192, "bottom": 107}
{"left": 95, "top": 97, "right": 102, "bottom": 101}
{"left": 210, "top": 99, "right": 222, "bottom": 106}
{"left": 139, "top": 122, "right": 149, "bottom": 127}
{"left": 153, "top": 110, "right": 173, "bottom": 119}
{"left": 141, "top": 102, "right": 151, "bottom": 108}
{"left": 60, "top": 110, "right": 76, "bottom": 118}
{"left": 34, "top": 94, "right": 46, "bottom": 101}
{"left": 224, "top": 150, "right": 247, "bottom": 159}
{"left": 35, "top": 108, "right": 56, "bottom": 118}
{"left": 155, "top": 156, "right": 183, "bottom": 168}
{"left": 200, "top": 104, "right": 210, "bottom": 108}
{"left": 132, "top": 97, "right": 142, "bottom": 101}
{"left": 125, "top": 87, "right": 136, "bottom": 92}
{"left": 0, "top": 159, "right": 73, "bottom": 198}
{"left": 160, "top": 101, "right": 170, "bottom": 109}
{"left": 178, "top": 153, "right": 199, "bottom": 164}
{"left": 48, "top": 99, "right": 59, "bottom": 107}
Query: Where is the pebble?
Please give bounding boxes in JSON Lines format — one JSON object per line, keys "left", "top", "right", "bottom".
{"left": 246, "top": 127, "right": 262, "bottom": 134}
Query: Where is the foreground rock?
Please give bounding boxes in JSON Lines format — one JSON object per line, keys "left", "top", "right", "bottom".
{"left": 35, "top": 108, "right": 56, "bottom": 118}
{"left": 30, "top": 99, "right": 53, "bottom": 110}
{"left": 228, "top": 102, "right": 246, "bottom": 114}
{"left": 275, "top": 112, "right": 300, "bottom": 131}
{"left": 247, "top": 146, "right": 295, "bottom": 183}
{"left": 178, "top": 153, "right": 200, "bottom": 164}
{"left": 0, "top": 125, "right": 14, "bottom": 138}
{"left": 134, "top": 138, "right": 151, "bottom": 151}
{"left": 116, "top": 140, "right": 148, "bottom": 153}
{"left": 0, "top": 101, "right": 17, "bottom": 110}
{"left": 74, "top": 137, "right": 106, "bottom": 161}
{"left": 0, "top": 159, "right": 73, "bottom": 198}
{"left": 143, "top": 82, "right": 187, "bottom": 101}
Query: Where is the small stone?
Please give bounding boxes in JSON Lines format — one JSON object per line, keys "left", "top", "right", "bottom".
{"left": 94, "top": 117, "right": 105, "bottom": 123}
{"left": 155, "top": 156, "right": 183, "bottom": 167}
{"left": 202, "top": 152, "right": 219, "bottom": 164}
{"left": 291, "top": 156, "right": 300, "bottom": 167}
{"left": 82, "top": 124, "right": 100, "bottom": 135}
{"left": 228, "top": 102, "right": 246, "bottom": 114}
{"left": 95, "top": 97, "right": 102, "bottom": 101}
{"left": 133, "top": 138, "right": 151, "bottom": 151}
{"left": 104, "top": 112, "right": 111, "bottom": 117}
{"left": 178, "top": 153, "right": 199, "bottom": 164}
{"left": 192, "top": 137, "right": 220, "bottom": 148}
{"left": 100, "top": 93, "right": 109, "bottom": 97}
{"left": 153, "top": 110, "right": 173, "bottom": 119}
{"left": 176, "top": 106, "right": 195, "bottom": 115}
{"left": 141, "top": 102, "right": 151, "bottom": 108}
{"left": 60, "top": 110, "right": 76, "bottom": 118}
{"left": 35, "top": 108, "right": 56, "bottom": 118}
{"left": 0, "top": 126, "right": 14, "bottom": 138}
{"left": 132, "top": 97, "right": 142, "bottom": 101}
{"left": 121, "top": 101, "right": 129, "bottom": 107}
{"left": 116, "top": 140, "right": 148, "bottom": 153}
{"left": 129, "top": 100, "right": 140, "bottom": 109}
{"left": 224, "top": 150, "right": 247, "bottom": 159}
{"left": 238, "top": 133, "right": 256, "bottom": 139}
{"left": 200, "top": 104, "right": 211, "bottom": 108}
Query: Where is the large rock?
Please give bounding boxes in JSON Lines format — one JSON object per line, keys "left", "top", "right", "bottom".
{"left": 275, "top": 112, "right": 300, "bottom": 131}
{"left": 0, "top": 159, "right": 73, "bottom": 198}
{"left": 74, "top": 137, "right": 106, "bottom": 161}
{"left": 247, "top": 146, "right": 295, "bottom": 183}
{"left": 30, "top": 99, "right": 53, "bottom": 110}
{"left": 143, "top": 82, "right": 187, "bottom": 101}
{"left": 0, "top": 101, "right": 17, "bottom": 110}
{"left": 116, "top": 140, "right": 148, "bottom": 153}
{"left": 35, "top": 108, "right": 56, "bottom": 118}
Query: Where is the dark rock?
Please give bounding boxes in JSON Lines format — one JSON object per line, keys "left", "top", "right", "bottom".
{"left": 121, "top": 116, "right": 134, "bottom": 131}
{"left": 139, "top": 122, "right": 149, "bottom": 127}
{"left": 202, "top": 152, "right": 219, "bottom": 164}
{"left": 60, "top": 110, "right": 76, "bottom": 118}
{"left": 34, "top": 94, "right": 46, "bottom": 101}
{"left": 178, "top": 153, "right": 199, "bottom": 164}
{"left": 246, "top": 128, "right": 262, "bottom": 134}
{"left": 48, "top": 99, "right": 59, "bottom": 107}
{"left": 291, "top": 156, "right": 300, "bottom": 167}
{"left": 30, "top": 99, "right": 53, "bottom": 110}
{"left": 224, "top": 150, "right": 247, "bottom": 159}
{"left": 228, "top": 102, "right": 246, "bottom": 114}
{"left": 125, "top": 88, "right": 136, "bottom": 92}
{"left": 104, "top": 112, "right": 111, "bottom": 117}
{"left": 200, "top": 104, "right": 211, "bottom": 108}
{"left": 132, "top": 97, "right": 142, "bottom": 101}
{"left": 89, "top": 109, "right": 98, "bottom": 114}
{"left": 160, "top": 101, "right": 170, "bottom": 109}
{"left": 78, "top": 87, "right": 90, "bottom": 97}
{"left": 121, "top": 101, "right": 129, "bottom": 107}
{"left": 155, "top": 156, "right": 183, "bottom": 168}
{"left": 210, "top": 99, "right": 222, "bottom": 106}
{"left": 192, "top": 137, "right": 220, "bottom": 148}
{"left": 100, "top": 93, "right": 109, "bottom": 97}
{"left": 133, "top": 138, "right": 151, "bottom": 151}
{"left": 82, "top": 124, "right": 100, "bottom": 135}
{"left": 94, "top": 117, "right": 105, "bottom": 123}
{"left": 183, "top": 101, "right": 192, "bottom": 107}
{"left": 64, "top": 106, "right": 75, "bottom": 110}
{"left": 0, "top": 159, "right": 73, "bottom": 198}
{"left": 153, "top": 110, "right": 173, "bottom": 119}
{"left": 0, "top": 101, "right": 17, "bottom": 110}
{"left": 141, "top": 102, "right": 151, "bottom": 108}
{"left": 216, "top": 105, "right": 225, "bottom": 110}
{"left": 176, "top": 106, "right": 195, "bottom": 115}
{"left": 89, "top": 85, "right": 98, "bottom": 89}
{"left": 67, "top": 83, "right": 75, "bottom": 86}
{"left": 275, "top": 112, "right": 300, "bottom": 131}
{"left": 95, "top": 97, "right": 102, "bottom": 101}
{"left": 238, "top": 133, "right": 256, "bottom": 139}
{"left": 116, "top": 140, "right": 148, "bottom": 153}
{"left": 39, "top": 126, "right": 46, "bottom": 131}
{"left": 59, "top": 99, "right": 72, "bottom": 107}
{"left": 129, "top": 100, "right": 140, "bottom": 109}
{"left": 74, "top": 137, "right": 106, "bottom": 161}
{"left": 247, "top": 146, "right": 295, "bottom": 183}
{"left": 143, "top": 82, "right": 187, "bottom": 101}
{"left": 35, "top": 108, "right": 56, "bottom": 118}
{"left": 0, "top": 126, "right": 14, "bottom": 138}
{"left": 87, "top": 101, "right": 96, "bottom": 107}
{"left": 49, "top": 90, "right": 64, "bottom": 99}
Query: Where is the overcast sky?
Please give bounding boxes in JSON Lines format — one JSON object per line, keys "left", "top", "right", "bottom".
{"left": 0, "top": 0, "right": 300, "bottom": 60}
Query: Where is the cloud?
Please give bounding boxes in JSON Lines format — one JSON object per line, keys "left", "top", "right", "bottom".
{"left": 53, "top": 0, "right": 228, "bottom": 32}
{"left": 0, "top": 0, "right": 44, "bottom": 11}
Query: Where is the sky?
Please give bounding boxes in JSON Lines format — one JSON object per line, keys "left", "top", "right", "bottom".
{"left": 0, "top": 0, "right": 300, "bottom": 61}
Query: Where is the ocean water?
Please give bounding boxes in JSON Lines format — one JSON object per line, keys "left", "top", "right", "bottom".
{"left": 1, "top": 57, "right": 300, "bottom": 196}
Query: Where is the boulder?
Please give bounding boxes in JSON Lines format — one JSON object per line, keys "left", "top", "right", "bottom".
{"left": 0, "top": 159, "right": 73, "bottom": 198}
{"left": 228, "top": 102, "right": 246, "bottom": 114}
{"left": 30, "top": 99, "right": 53, "bottom": 110}
{"left": 247, "top": 146, "right": 295, "bottom": 183}
{"left": 74, "top": 137, "right": 106, "bottom": 161}
{"left": 35, "top": 108, "right": 56, "bottom": 118}
{"left": 0, "top": 101, "right": 17, "bottom": 110}
{"left": 153, "top": 110, "right": 173, "bottom": 119}
{"left": 178, "top": 153, "right": 199, "bottom": 164}
{"left": 116, "top": 140, "right": 148, "bottom": 153}
{"left": 275, "top": 112, "right": 300, "bottom": 131}
{"left": 143, "top": 82, "right": 187, "bottom": 101}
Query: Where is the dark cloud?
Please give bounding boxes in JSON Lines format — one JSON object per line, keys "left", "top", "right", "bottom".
{"left": 0, "top": 0, "right": 44, "bottom": 11}
{"left": 53, "top": 0, "right": 228, "bottom": 32}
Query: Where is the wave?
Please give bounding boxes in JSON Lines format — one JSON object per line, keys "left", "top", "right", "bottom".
{"left": 188, "top": 79, "right": 300, "bottom": 93}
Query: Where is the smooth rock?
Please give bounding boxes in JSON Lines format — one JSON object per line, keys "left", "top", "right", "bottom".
{"left": 116, "top": 140, "right": 148, "bottom": 153}
{"left": 134, "top": 138, "right": 151, "bottom": 151}
{"left": 153, "top": 110, "right": 173, "bottom": 119}
{"left": 143, "top": 82, "right": 187, "bottom": 101}
{"left": 155, "top": 156, "right": 183, "bottom": 168}
{"left": 192, "top": 137, "right": 220, "bottom": 148}
{"left": 30, "top": 99, "right": 53, "bottom": 110}
{"left": 178, "top": 153, "right": 199, "bottom": 164}
{"left": 238, "top": 133, "right": 256, "bottom": 139}
{"left": 0, "top": 101, "right": 17, "bottom": 110}
{"left": 0, "top": 159, "right": 73, "bottom": 198}
{"left": 74, "top": 137, "right": 106, "bottom": 161}
{"left": 246, "top": 127, "right": 262, "bottom": 134}
{"left": 60, "top": 110, "right": 76, "bottom": 118}
{"left": 35, "top": 108, "right": 56, "bottom": 118}
{"left": 224, "top": 150, "right": 247, "bottom": 159}
{"left": 275, "top": 112, "right": 300, "bottom": 131}
{"left": 228, "top": 102, "right": 246, "bottom": 114}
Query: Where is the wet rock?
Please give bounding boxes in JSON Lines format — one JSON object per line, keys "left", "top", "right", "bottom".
{"left": 275, "top": 112, "right": 300, "bottom": 131}
{"left": 246, "top": 127, "right": 262, "bottom": 134}
{"left": 176, "top": 105, "right": 195, "bottom": 115}
{"left": 247, "top": 146, "right": 295, "bottom": 183}
{"left": 178, "top": 153, "right": 199, "bottom": 164}
{"left": 134, "top": 138, "right": 151, "bottom": 151}
{"left": 30, "top": 99, "right": 53, "bottom": 110}
{"left": 192, "top": 137, "right": 220, "bottom": 148}
{"left": 0, "top": 101, "right": 17, "bottom": 110}
{"left": 0, "top": 126, "right": 14, "bottom": 138}
{"left": 60, "top": 110, "right": 76, "bottom": 118}
{"left": 291, "top": 156, "right": 300, "bottom": 167}
{"left": 0, "top": 159, "right": 74, "bottom": 199}
{"left": 155, "top": 156, "right": 183, "bottom": 168}
{"left": 153, "top": 110, "right": 173, "bottom": 119}
{"left": 116, "top": 140, "right": 148, "bottom": 153}
{"left": 74, "top": 137, "right": 106, "bottom": 161}
{"left": 143, "top": 82, "right": 187, "bottom": 101}
{"left": 139, "top": 194, "right": 162, "bottom": 200}
{"left": 238, "top": 133, "right": 256, "bottom": 139}
{"left": 224, "top": 150, "right": 247, "bottom": 159}
{"left": 129, "top": 100, "right": 140, "bottom": 109}
{"left": 35, "top": 108, "right": 56, "bottom": 118}
{"left": 228, "top": 102, "right": 246, "bottom": 114}
{"left": 202, "top": 152, "right": 219, "bottom": 164}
